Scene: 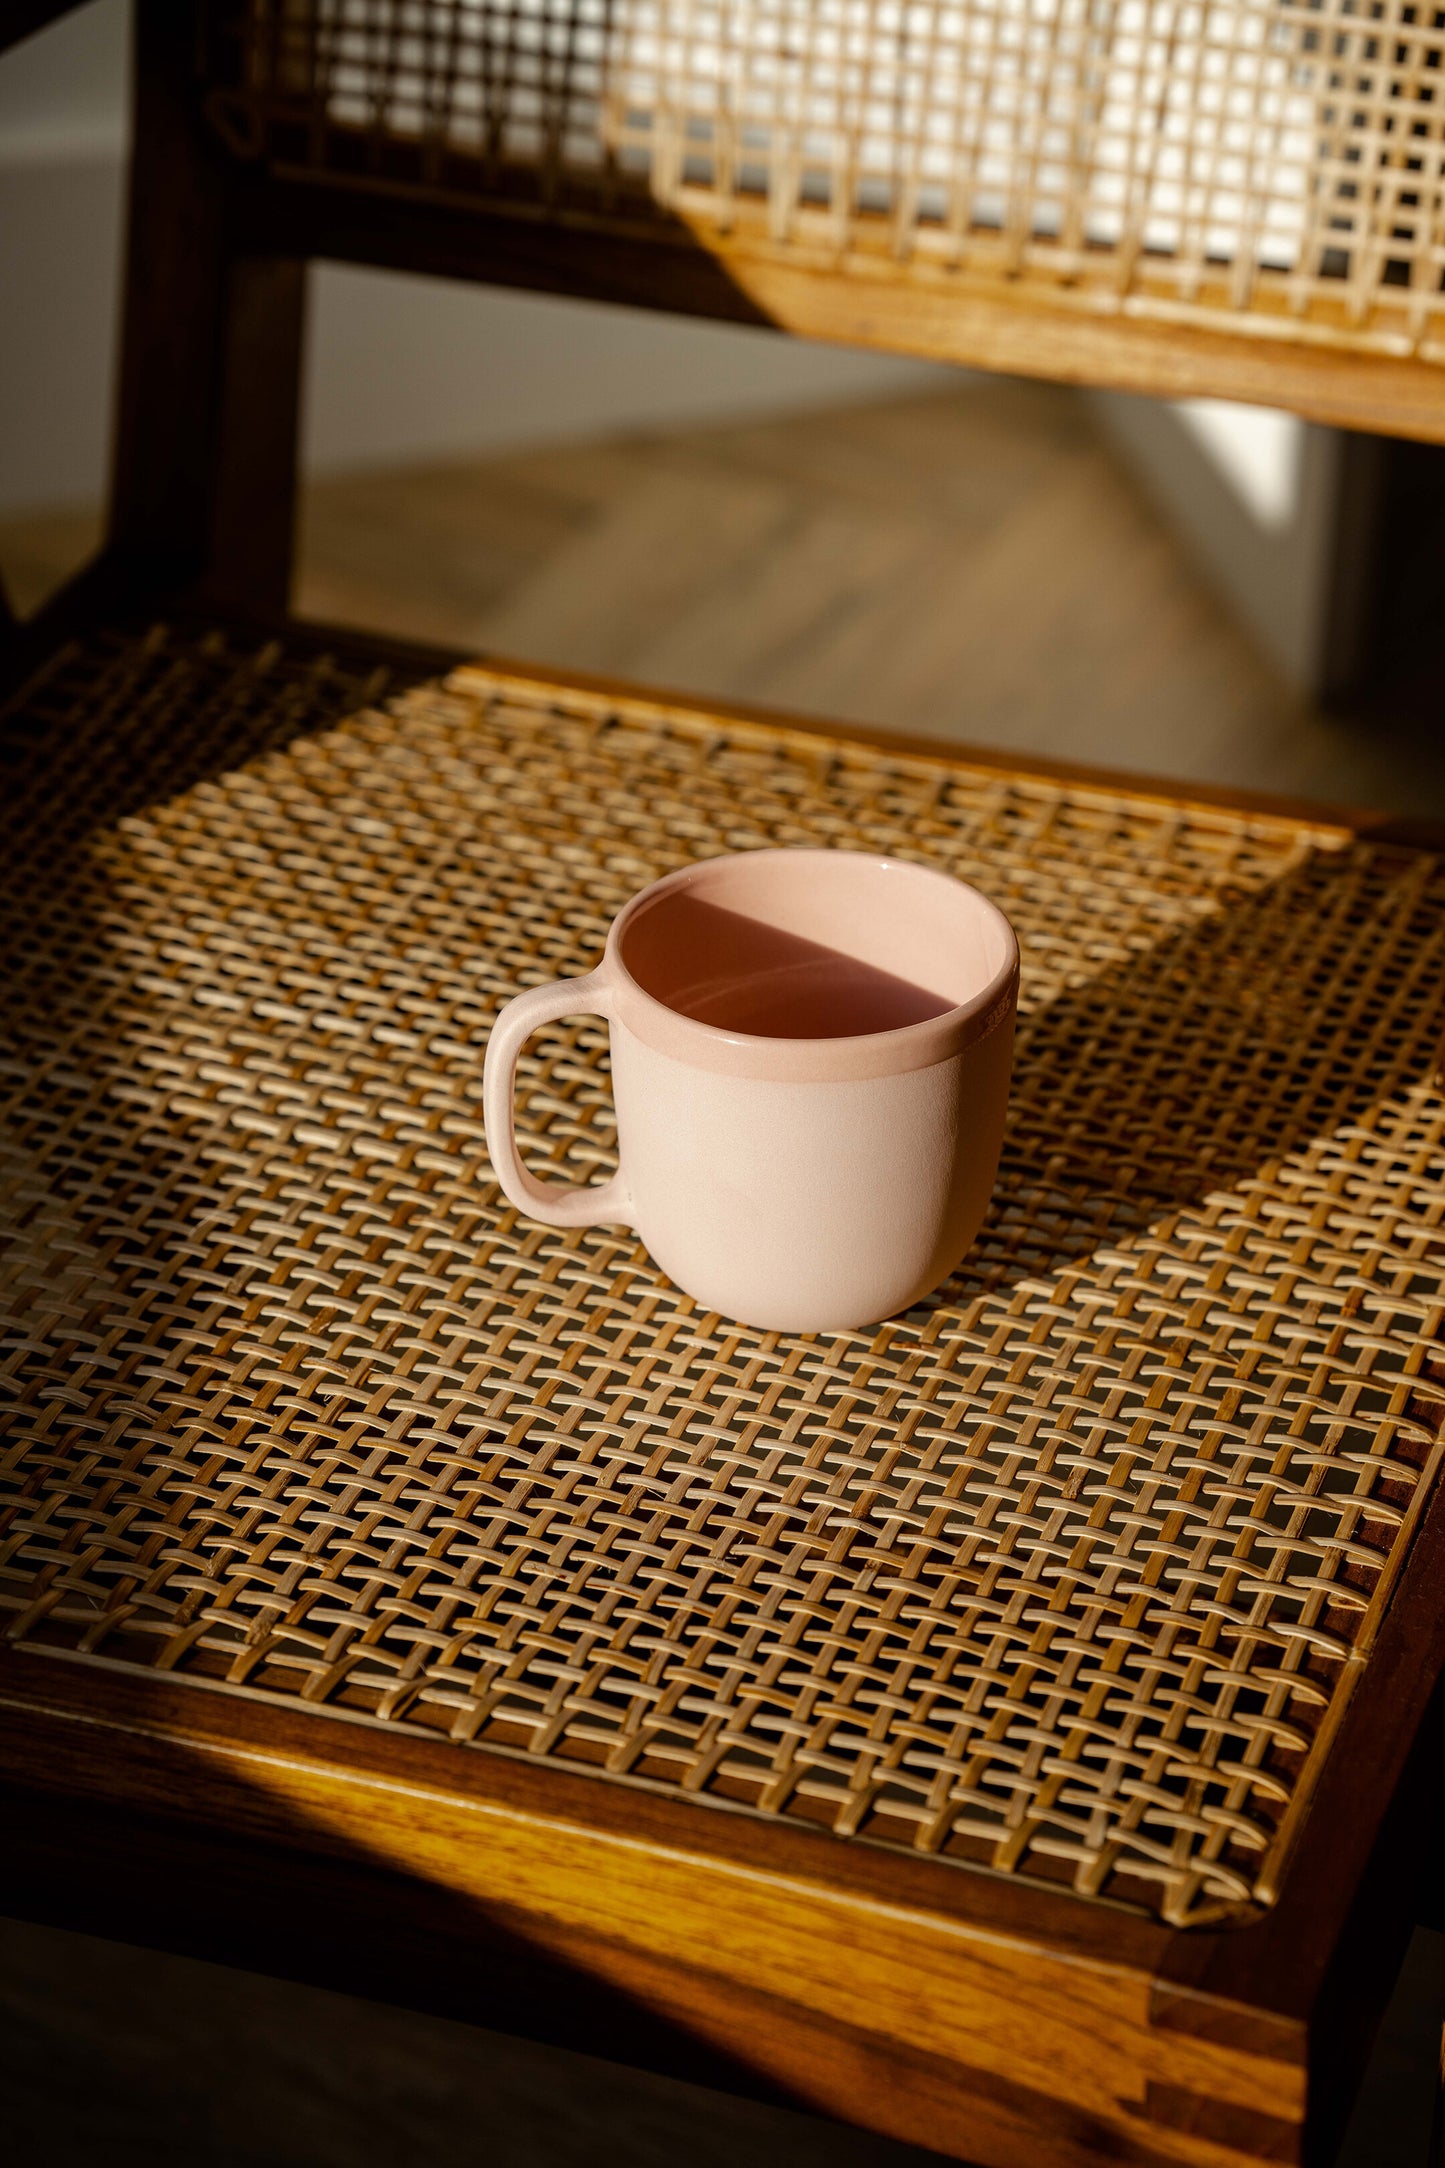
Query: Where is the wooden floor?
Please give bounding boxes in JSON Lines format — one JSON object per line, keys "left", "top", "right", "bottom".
{"left": 5, "top": 380, "right": 1442, "bottom": 814}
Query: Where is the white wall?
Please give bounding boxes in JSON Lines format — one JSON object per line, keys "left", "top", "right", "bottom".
{"left": 1086, "top": 391, "right": 1343, "bottom": 696}
{"left": 0, "top": 0, "right": 127, "bottom": 157}
{"left": 0, "top": 0, "right": 130, "bottom": 510}
{"left": 301, "top": 267, "right": 951, "bottom": 480}
{"left": 0, "top": 0, "right": 945, "bottom": 518}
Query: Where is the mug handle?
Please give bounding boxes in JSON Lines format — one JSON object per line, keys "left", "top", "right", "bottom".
{"left": 481, "top": 968, "right": 634, "bottom": 1228}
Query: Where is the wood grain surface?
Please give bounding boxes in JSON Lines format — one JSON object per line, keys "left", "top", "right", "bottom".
{"left": 8, "top": 386, "right": 1444, "bottom": 815}
{"left": 0, "top": 1653, "right": 1306, "bottom": 2168}
{"left": 242, "top": 166, "right": 1445, "bottom": 445}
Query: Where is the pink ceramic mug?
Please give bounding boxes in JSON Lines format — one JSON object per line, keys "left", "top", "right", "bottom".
{"left": 483, "top": 848, "right": 1019, "bottom": 1332}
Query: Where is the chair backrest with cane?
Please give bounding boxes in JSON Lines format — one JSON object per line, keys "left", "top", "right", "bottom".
{"left": 10, "top": 0, "right": 1441, "bottom": 650}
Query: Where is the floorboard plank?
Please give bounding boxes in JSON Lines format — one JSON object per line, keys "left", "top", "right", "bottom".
{"left": 6, "top": 384, "right": 1443, "bottom": 810}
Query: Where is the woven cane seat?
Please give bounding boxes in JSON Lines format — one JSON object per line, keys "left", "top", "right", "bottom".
{"left": 2, "top": 621, "right": 1443, "bottom": 1932}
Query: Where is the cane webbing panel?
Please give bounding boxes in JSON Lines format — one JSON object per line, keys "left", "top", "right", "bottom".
{"left": 204, "top": 0, "right": 1445, "bottom": 364}
{"left": 3, "top": 621, "right": 1444, "bottom": 1928}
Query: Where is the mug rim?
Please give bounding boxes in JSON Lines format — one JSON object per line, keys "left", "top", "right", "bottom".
{"left": 602, "top": 847, "right": 1020, "bottom": 1083}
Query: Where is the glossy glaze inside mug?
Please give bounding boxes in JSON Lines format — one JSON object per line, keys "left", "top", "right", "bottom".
{"left": 483, "top": 849, "right": 1019, "bottom": 1333}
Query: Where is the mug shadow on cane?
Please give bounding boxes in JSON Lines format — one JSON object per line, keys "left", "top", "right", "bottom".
{"left": 520, "top": 841, "right": 1445, "bottom": 1319}
{"left": 2, "top": 647, "right": 1441, "bottom": 1354}
{"left": 932, "top": 842, "right": 1443, "bottom": 1311}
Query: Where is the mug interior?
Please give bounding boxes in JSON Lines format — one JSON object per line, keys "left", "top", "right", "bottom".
{"left": 616, "top": 851, "right": 1012, "bottom": 1041}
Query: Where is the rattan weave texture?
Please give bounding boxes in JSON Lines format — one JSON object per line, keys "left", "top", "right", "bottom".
{"left": 3, "top": 623, "right": 1444, "bottom": 1928}
{"left": 205, "top": 0, "right": 1445, "bottom": 364}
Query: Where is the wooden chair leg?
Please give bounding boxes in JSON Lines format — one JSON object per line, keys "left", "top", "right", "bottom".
{"left": 108, "top": 1, "right": 304, "bottom": 616}
{"left": 204, "top": 252, "right": 307, "bottom": 616}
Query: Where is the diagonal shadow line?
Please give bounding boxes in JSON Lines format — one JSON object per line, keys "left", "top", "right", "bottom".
{"left": 0, "top": 612, "right": 456, "bottom": 843}
{"left": 2, "top": 626, "right": 1443, "bottom": 1385}
{"left": 945, "top": 841, "right": 1445, "bottom": 1301}
{"left": 0, "top": 1702, "right": 812, "bottom": 2113}
{"left": 0, "top": 1673, "right": 1130, "bottom": 2167}
{"left": 6, "top": 620, "right": 1441, "bottom": 1290}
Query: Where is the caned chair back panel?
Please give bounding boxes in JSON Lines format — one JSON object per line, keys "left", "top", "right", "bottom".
{"left": 199, "top": 0, "right": 1445, "bottom": 436}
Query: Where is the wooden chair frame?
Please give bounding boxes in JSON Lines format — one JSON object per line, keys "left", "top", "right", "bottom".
{"left": 2, "top": 10, "right": 1445, "bottom": 2167}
